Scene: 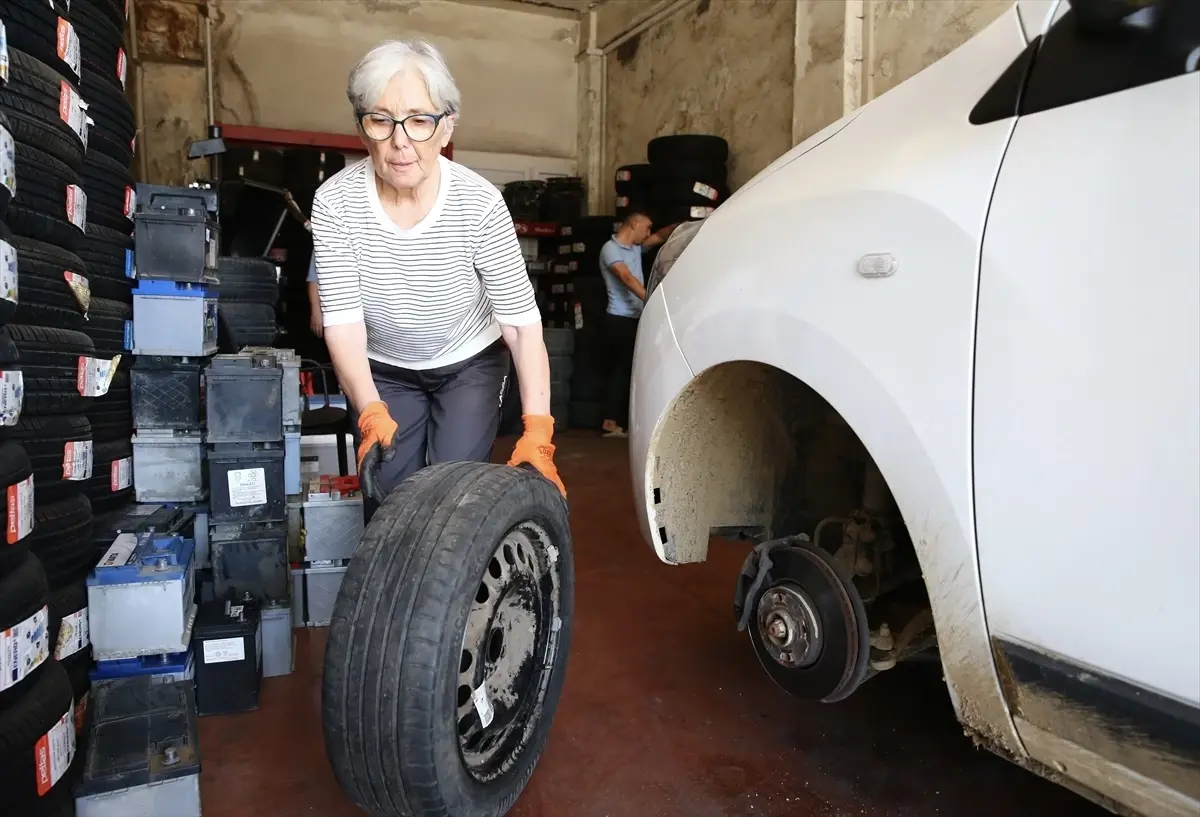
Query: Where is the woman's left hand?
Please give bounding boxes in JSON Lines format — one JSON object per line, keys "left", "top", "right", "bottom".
{"left": 508, "top": 414, "right": 566, "bottom": 498}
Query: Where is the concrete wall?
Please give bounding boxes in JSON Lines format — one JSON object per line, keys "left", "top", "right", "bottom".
{"left": 135, "top": 0, "right": 580, "bottom": 185}
{"left": 597, "top": 0, "right": 1011, "bottom": 211}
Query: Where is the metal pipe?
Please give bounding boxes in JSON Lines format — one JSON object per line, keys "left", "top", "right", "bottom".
{"left": 204, "top": 1, "right": 215, "bottom": 126}
{"left": 602, "top": 0, "right": 697, "bottom": 54}
{"left": 128, "top": 0, "right": 149, "bottom": 181}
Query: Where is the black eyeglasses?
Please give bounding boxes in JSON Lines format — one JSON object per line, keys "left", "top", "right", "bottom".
{"left": 356, "top": 111, "right": 448, "bottom": 143}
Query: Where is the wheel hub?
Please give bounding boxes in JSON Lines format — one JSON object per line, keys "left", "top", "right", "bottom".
{"left": 457, "top": 521, "right": 562, "bottom": 783}
{"left": 756, "top": 584, "right": 822, "bottom": 668}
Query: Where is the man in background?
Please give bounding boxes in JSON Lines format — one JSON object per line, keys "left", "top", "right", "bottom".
{"left": 597, "top": 210, "right": 678, "bottom": 437}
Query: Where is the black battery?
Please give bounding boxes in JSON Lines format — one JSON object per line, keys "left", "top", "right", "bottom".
{"left": 131, "top": 356, "right": 207, "bottom": 429}
{"left": 193, "top": 598, "right": 262, "bottom": 716}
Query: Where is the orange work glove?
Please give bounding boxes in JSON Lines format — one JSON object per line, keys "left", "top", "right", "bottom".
{"left": 357, "top": 401, "right": 399, "bottom": 502}
{"left": 508, "top": 414, "right": 566, "bottom": 497}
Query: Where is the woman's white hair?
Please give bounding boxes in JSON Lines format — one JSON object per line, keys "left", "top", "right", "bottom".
{"left": 347, "top": 38, "right": 461, "bottom": 117}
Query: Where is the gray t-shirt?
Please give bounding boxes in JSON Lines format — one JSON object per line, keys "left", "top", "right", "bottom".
{"left": 599, "top": 236, "right": 645, "bottom": 318}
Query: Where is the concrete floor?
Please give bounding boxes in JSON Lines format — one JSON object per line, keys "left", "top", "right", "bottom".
{"left": 198, "top": 431, "right": 1108, "bottom": 817}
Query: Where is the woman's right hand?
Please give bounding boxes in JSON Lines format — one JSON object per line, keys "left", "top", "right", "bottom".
{"left": 357, "top": 401, "right": 399, "bottom": 500}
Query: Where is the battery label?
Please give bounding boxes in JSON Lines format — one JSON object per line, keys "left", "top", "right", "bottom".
{"left": 34, "top": 708, "right": 75, "bottom": 796}
{"left": 228, "top": 467, "right": 267, "bottom": 507}
{"left": 110, "top": 457, "right": 132, "bottom": 491}
{"left": 6, "top": 473, "right": 32, "bottom": 542}
{"left": 62, "top": 439, "right": 93, "bottom": 480}
{"left": 1, "top": 605, "right": 49, "bottom": 691}
{"left": 54, "top": 607, "right": 89, "bottom": 661}
{"left": 77, "top": 355, "right": 118, "bottom": 397}
{"left": 203, "top": 637, "right": 246, "bottom": 664}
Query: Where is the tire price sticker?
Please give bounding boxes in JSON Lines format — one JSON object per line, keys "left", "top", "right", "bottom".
{"left": 55, "top": 607, "right": 90, "bottom": 661}
{"left": 0, "top": 21, "right": 8, "bottom": 85}
{"left": 123, "top": 186, "right": 136, "bottom": 218}
{"left": 116, "top": 47, "right": 127, "bottom": 89}
{"left": 64, "top": 271, "right": 90, "bottom": 313}
{"left": 6, "top": 473, "right": 33, "bottom": 542}
{"left": 62, "top": 439, "right": 93, "bottom": 481}
{"left": 58, "top": 81, "right": 88, "bottom": 145}
{"left": 77, "top": 355, "right": 118, "bottom": 397}
{"left": 57, "top": 18, "right": 80, "bottom": 79}
{"left": 0, "top": 237, "right": 16, "bottom": 303}
{"left": 228, "top": 467, "right": 268, "bottom": 507}
{"left": 692, "top": 182, "right": 719, "bottom": 202}
{"left": 65, "top": 184, "right": 87, "bottom": 231}
{"left": 110, "top": 456, "right": 132, "bottom": 491}
{"left": 559, "top": 225, "right": 572, "bottom": 237}
{"left": 689, "top": 206, "right": 715, "bottom": 219}
{"left": 615, "top": 169, "right": 632, "bottom": 182}
{"left": 0, "top": 124, "right": 14, "bottom": 198}
{"left": 1, "top": 605, "right": 49, "bottom": 691}
{"left": 34, "top": 708, "right": 76, "bottom": 796}
{"left": 615, "top": 195, "right": 629, "bottom": 208}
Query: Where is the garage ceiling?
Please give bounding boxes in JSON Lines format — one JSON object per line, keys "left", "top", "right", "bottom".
{"left": 513, "top": 0, "right": 600, "bottom": 12}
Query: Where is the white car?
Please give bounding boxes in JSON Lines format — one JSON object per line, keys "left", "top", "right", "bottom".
{"left": 628, "top": 1, "right": 1199, "bottom": 814}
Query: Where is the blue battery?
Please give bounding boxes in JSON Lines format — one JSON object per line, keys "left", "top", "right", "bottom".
{"left": 91, "top": 649, "right": 195, "bottom": 684}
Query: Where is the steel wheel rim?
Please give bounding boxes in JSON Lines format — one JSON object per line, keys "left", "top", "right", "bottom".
{"left": 456, "top": 520, "right": 563, "bottom": 783}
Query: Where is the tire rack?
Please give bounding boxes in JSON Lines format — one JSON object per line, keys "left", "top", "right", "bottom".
{"left": 0, "top": 0, "right": 135, "bottom": 812}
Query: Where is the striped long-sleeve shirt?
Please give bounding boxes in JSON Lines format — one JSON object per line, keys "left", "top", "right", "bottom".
{"left": 310, "top": 154, "right": 540, "bottom": 370}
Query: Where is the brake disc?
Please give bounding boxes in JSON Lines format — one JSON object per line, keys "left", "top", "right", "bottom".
{"left": 748, "top": 540, "right": 870, "bottom": 703}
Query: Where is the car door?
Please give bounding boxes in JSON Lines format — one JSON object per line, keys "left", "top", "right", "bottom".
{"left": 973, "top": 4, "right": 1200, "bottom": 814}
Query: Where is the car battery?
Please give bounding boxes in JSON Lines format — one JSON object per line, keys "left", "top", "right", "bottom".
{"left": 301, "top": 432, "right": 357, "bottom": 478}
{"left": 87, "top": 508, "right": 197, "bottom": 661}
{"left": 131, "top": 356, "right": 206, "bottom": 429}
{"left": 132, "top": 204, "right": 219, "bottom": 284}
{"left": 75, "top": 677, "right": 202, "bottom": 817}
{"left": 284, "top": 428, "right": 301, "bottom": 494}
{"left": 261, "top": 600, "right": 293, "bottom": 678}
{"left": 132, "top": 429, "right": 206, "bottom": 503}
{"left": 90, "top": 649, "right": 195, "bottom": 685}
{"left": 240, "top": 345, "right": 300, "bottom": 425}
{"left": 193, "top": 598, "right": 262, "bottom": 716}
{"left": 205, "top": 351, "right": 284, "bottom": 443}
{"left": 286, "top": 497, "right": 303, "bottom": 562}
{"left": 209, "top": 441, "right": 286, "bottom": 524}
{"left": 160, "top": 501, "right": 210, "bottom": 568}
{"left": 291, "top": 561, "right": 348, "bottom": 627}
{"left": 132, "top": 280, "right": 219, "bottom": 357}
{"left": 210, "top": 520, "right": 288, "bottom": 602}
{"left": 302, "top": 476, "right": 363, "bottom": 562}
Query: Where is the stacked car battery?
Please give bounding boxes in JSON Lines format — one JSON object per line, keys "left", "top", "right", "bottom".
{"left": 293, "top": 472, "right": 363, "bottom": 628}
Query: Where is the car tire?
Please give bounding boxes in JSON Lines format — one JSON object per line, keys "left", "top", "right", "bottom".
{"left": 25, "top": 492, "right": 94, "bottom": 590}
{"left": 10, "top": 237, "right": 88, "bottom": 331}
{"left": 78, "top": 59, "right": 134, "bottom": 166}
{"left": 85, "top": 369, "right": 131, "bottom": 443}
{"left": 217, "top": 256, "right": 279, "bottom": 303}
{"left": 80, "top": 296, "right": 131, "bottom": 363}
{"left": 217, "top": 301, "right": 277, "bottom": 352}
{"left": 0, "top": 112, "right": 15, "bottom": 223}
{"left": 0, "top": 657, "right": 75, "bottom": 807}
{"left": 0, "top": 49, "right": 86, "bottom": 173}
{"left": 8, "top": 142, "right": 85, "bottom": 252}
{"left": 0, "top": 1, "right": 81, "bottom": 85}
{"left": 80, "top": 436, "right": 131, "bottom": 513}
{"left": 323, "top": 461, "right": 573, "bottom": 817}
{"left": 647, "top": 133, "right": 730, "bottom": 166}
{"left": 0, "top": 440, "right": 35, "bottom": 572}
{"left": 79, "top": 148, "right": 134, "bottom": 234}
{"left": 0, "top": 551, "right": 51, "bottom": 708}
{"left": 76, "top": 223, "right": 133, "bottom": 303}
{"left": 5, "top": 414, "right": 92, "bottom": 503}
{"left": 4, "top": 325, "right": 94, "bottom": 416}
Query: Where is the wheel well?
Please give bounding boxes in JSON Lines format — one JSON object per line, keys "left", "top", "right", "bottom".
{"left": 647, "top": 360, "right": 906, "bottom": 565}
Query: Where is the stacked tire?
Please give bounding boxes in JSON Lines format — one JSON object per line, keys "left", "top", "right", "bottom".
{"left": 0, "top": 1, "right": 135, "bottom": 810}
{"left": 614, "top": 163, "right": 654, "bottom": 221}
{"left": 645, "top": 134, "right": 730, "bottom": 226}
{"left": 216, "top": 256, "right": 280, "bottom": 352}
{"left": 557, "top": 216, "right": 615, "bottom": 430}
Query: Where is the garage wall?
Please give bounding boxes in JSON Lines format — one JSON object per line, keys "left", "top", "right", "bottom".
{"left": 134, "top": 0, "right": 579, "bottom": 185}
{"left": 597, "top": 0, "right": 1010, "bottom": 212}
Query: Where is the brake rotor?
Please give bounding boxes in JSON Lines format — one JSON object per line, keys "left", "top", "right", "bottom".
{"left": 748, "top": 541, "right": 870, "bottom": 703}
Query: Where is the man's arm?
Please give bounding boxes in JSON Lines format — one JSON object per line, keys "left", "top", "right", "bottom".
{"left": 642, "top": 222, "right": 681, "bottom": 250}
{"left": 608, "top": 260, "right": 647, "bottom": 301}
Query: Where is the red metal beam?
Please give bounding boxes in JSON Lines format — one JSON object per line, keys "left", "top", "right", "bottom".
{"left": 215, "top": 123, "right": 452, "bottom": 159}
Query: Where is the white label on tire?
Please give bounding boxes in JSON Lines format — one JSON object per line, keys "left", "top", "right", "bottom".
{"left": 117, "top": 47, "right": 127, "bottom": 89}
{"left": 62, "top": 439, "right": 93, "bottom": 480}
{"left": 64, "top": 271, "right": 90, "bottom": 313}
{"left": 615, "top": 195, "right": 629, "bottom": 208}
{"left": 228, "top": 467, "right": 267, "bottom": 507}
{"left": 0, "top": 238, "right": 15, "bottom": 304}
{"left": 472, "top": 682, "right": 495, "bottom": 728}
{"left": 0, "top": 22, "right": 9, "bottom": 84}
{"left": 573, "top": 302, "right": 584, "bottom": 330}
{"left": 110, "top": 457, "right": 132, "bottom": 491}
{"left": 567, "top": 260, "right": 578, "bottom": 272}
{"left": 77, "top": 355, "right": 118, "bottom": 397}
{"left": 65, "top": 184, "right": 87, "bottom": 230}
{"left": 559, "top": 225, "right": 572, "bottom": 237}
{"left": 6, "top": 473, "right": 33, "bottom": 542}
{"left": 572, "top": 241, "right": 586, "bottom": 253}
{"left": 692, "top": 182, "right": 719, "bottom": 201}
{"left": 557, "top": 244, "right": 571, "bottom": 256}
{"left": 55, "top": 607, "right": 89, "bottom": 660}
{"left": 203, "top": 637, "right": 245, "bottom": 664}
{"left": 34, "top": 708, "right": 75, "bottom": 796}
{"left": 57, "top": 18, "right": 80, "bottom": 79}
{"left": 0, "top": 125, "right": 14, "bottom": 198}
{"left": 0, "top": 605, "right": 50, "bottom": 691}
{"left": 58, "top": 81, "right": 88, "bottom": 145}
{"left": 689, "top": 206, "right": 715, "bottom": 219}
{"left": 615, "top": 169, "right": 631, "bottom": 182}
{"left": 123, "top": 186, "right": 136, "bottom": 218}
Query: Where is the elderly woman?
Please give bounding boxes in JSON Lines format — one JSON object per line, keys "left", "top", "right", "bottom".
{"left": 310, "top": 39, "right": 564, "bottom": 517}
